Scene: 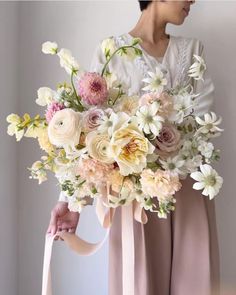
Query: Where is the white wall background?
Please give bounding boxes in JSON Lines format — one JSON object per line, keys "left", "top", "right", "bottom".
{"left": 0, "top": 1, "right": 235, "bottom": 295}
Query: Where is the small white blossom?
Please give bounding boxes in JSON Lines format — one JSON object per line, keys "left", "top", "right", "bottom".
{"left": 190, "top": 164, "right": 223, "bottom": 199}
{"left": 142, "top": 67, "right": 167, "bottom": 94}
{"left": 160, "top": 155, "right": 185, "bottom": 176}
{"left": 195, "top": 112, "right": 224, "bottom": 137}
{"left": 36, "top": 87, "right": 55, "bottom": 106}
{"left": 188, "top": 54, "right": 206, "bottom": 81}
{"left": 136, "top": 101, "right": 164, "bottom": 135}
{"left": 198, "top": 140, "right": 214, "bottom": 158}
{"left": 42, "top": 41, "right": 58, "bottom": 55}
{"left": 57, "top": 48, "right": 80, "bottom": 75}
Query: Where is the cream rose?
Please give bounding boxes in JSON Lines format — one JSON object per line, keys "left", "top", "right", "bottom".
{"left": 109, "top": 121, "right": 155, "bottom": 176}
{"left": 86, "top": 131, "right": 114, "bottom": 164}
{"left": 48, "top": 109, "right": 82, "bottom": 147}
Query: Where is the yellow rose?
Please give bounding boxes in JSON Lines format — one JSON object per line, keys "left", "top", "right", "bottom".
{"left": 109, "top": 121, "right": 155, "bottom": 176}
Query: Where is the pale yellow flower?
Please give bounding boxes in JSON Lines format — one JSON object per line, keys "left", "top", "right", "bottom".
{"left": 6, "top": 113, "right": 24, "bottom": 141}
{"left": 37, "top": 128, "right": 54, "bottom": 154}
{"left": 109, "top": 121, "right": 155, "bottom": 176}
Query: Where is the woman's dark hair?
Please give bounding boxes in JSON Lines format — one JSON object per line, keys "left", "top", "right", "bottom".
{"left": 138, "top": 0, "right": 152, "bottom": 12}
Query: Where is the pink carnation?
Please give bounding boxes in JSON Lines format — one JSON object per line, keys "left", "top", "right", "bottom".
{"left": 45, "top": 102, "right": 65, "bottom": 123}
{"left": 77, "top": 72, "right": 108, "bottom": 105}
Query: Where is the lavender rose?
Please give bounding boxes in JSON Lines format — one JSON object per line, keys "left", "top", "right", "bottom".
{"left": 81, "top": 108, "right": 104, "bottom": 133}
{"left": 154, "top": 123, "right": 182, "bottom": 157}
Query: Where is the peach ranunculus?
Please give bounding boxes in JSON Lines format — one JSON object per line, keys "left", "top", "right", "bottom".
{"left": 48, "top": 108, "right": 82, "bottom": 148}
{"left": 154, "top": 123, "right": 182, "bottom": 157}
{"left": 109, "top": 121, "right": 155, "bottom": 176}
{"left": 140, "top": 168, "right": 182, "bottom": 201}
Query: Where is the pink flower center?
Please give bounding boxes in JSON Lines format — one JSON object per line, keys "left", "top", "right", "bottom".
{"left": 90, "top": 81, "right": 102, "bottom": 93}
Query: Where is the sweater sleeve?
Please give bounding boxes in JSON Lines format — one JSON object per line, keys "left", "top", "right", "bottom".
{"left": 192, "top": 40, "right": 215, "bottom": 116}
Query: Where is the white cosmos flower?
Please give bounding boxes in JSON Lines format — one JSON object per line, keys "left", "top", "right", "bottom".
{"left": 188, "top": 54, "right": 206, "bottom": 81}
{"left": 159, "top": 155, "right": 185, "bottom": 176}
{"left": 190, "top": 164, "right": 223, "bottom": 200}
{"left": 42, "top": 41, "right": 58, "bottom": 55}
{"left": 57, "top": 48, "right": 80, "bottom": 75}
{"left": 142, "top": 67, "right": 167, "bottom": 94}
{"left": 195, "top": 112, "right": 224, "bottom": 136}
{"left": 136, "top": 101, "right": 164, "bottom": 136}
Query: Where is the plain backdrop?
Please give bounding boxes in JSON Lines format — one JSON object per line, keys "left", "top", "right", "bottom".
{"left": 0, "top": 1, "right": 235, "bottom": 295}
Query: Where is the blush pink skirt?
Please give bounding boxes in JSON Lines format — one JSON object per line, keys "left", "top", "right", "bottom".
{"left": 108, "top": 176, "right": 220, "bottom": 295}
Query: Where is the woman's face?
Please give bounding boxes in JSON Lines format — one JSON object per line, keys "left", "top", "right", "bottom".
{"left": 159, "top": 0, "right": 195, "bottom": 25}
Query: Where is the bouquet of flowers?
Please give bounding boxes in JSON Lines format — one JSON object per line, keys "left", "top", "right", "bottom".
{"left": 6, "top": 37, "right": 223, "bottom": 219}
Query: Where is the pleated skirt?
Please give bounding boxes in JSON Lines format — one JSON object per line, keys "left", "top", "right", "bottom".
{"left": 108, "top": 176, "right": 220, "bottom": 295}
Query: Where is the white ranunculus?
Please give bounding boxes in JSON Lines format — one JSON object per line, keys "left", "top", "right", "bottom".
{"left": 48, "top": 109, "right": 82, "bottom": 148}
{"left": 42, "top": 41, "right": 58, "bottom": 55}
{"left": 36, "top": 87, "right": 55, "bottom": 106}
{"left": 57, "top": 48, "right": 79, "bottom": 75}
{"left": 86, "top": 131, "right": 114, "bottom": 164}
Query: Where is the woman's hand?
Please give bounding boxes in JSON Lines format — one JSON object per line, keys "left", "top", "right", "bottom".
{"left": 47, "top": 201, "right": 80, "bottom": 240}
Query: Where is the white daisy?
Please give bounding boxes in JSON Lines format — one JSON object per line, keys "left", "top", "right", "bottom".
{"left": 142, "top": 67, "right": 167, "bottom": 94}
{"left": 190, "top": 164, "right": 223, "bottom": 199}
{"left": 188, "top": 54, "right": 206, "bottom": 81}
{"left": 136, "top": 101, "right": 164, "bottom": 135}
{"left": 195, "top": 112, "right": 224, "bottom": 137}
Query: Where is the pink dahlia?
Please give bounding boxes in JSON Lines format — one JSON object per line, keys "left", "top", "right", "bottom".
{"left": 77, "top": 72, "right": 108, "bottom": 105}
{"left": 45, "top": 102, "right": 65, "bottom": 123}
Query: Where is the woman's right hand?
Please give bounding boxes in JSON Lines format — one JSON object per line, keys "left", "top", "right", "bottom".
{"left": 46, "top": 201, "right": 80, "bottom": 240}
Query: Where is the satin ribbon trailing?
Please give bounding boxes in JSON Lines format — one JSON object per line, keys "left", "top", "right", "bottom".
{"left": 41, "top": 183, "right": 148, "bottom": 295}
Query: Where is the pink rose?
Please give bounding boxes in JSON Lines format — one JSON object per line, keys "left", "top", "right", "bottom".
{"left": 154, "top": 123, "right": 182, "bottom": 157}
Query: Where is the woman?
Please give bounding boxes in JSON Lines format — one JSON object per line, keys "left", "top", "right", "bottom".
{"left": 47, "top": 1, "right": 220, "bottom": 294}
